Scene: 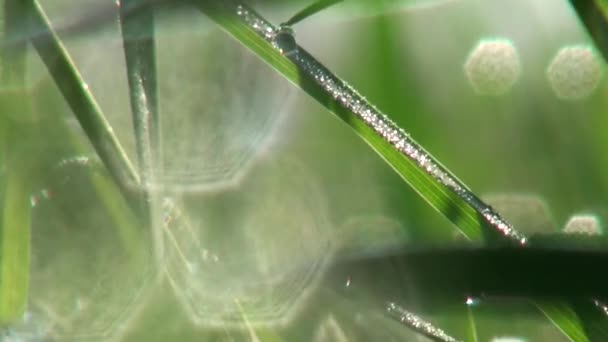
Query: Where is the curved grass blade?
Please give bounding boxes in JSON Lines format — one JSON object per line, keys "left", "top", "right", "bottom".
{"left": 283, "top": 0, "right": 343, "bottom": 26}
{"left": 27, "top": 0, "right": 141, "bottom": 202}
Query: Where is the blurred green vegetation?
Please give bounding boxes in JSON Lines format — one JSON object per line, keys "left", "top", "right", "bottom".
{"left": 1, "top": 0, "right": 608, "bottom": 341}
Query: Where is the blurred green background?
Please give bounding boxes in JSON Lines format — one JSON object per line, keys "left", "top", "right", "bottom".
{"left": 2, "top": 0, "right": 607, "bottom": 340}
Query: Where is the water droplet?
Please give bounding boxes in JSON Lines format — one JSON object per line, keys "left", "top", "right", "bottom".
{"left": 464, "top": 39, "right": 521, "bottom": 95}
{"left": 547, "top": 45, "right": 603, "bottom": 101}
{"left": 274, "top": 24, "right": 297, "bottom": 57}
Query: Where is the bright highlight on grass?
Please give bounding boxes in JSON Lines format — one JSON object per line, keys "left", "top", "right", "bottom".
{"left": 464, "top": 39, "right": 521, "bottom": 96}
{"left": 546, "top": 45, "right": 603, "bottom": 101}
{"left": 563, "top": 214, "right": 602, "bottom": 235}
{"left": 482, "top": 193, "right": 554, "bottom": 234}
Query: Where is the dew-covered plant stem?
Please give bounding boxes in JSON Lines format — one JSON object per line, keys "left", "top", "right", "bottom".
{"left": 193, "top": 0, "right": 524, "bottom": 245}
{"left": 386, "top": 302, "right": 461, "bottom": 342}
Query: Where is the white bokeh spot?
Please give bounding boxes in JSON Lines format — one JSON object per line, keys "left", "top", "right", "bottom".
{"left": 465, "top": 39, "right": 521, "bottom": 95}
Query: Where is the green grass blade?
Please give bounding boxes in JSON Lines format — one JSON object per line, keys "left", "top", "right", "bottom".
{"left": 27, "top": 0, "right": 141, "bottom": 200}
{"left": 284, "top": 0, "right": 343, "bottom": 26}
{"left": 569, "top": 0, "right": 608, "bottom": 62}
{"left": 193, "top": 1, "right": 525, "bottom": 245}
{"left": 118, "top": 0, "right": 160, "bottom": 190}
{"left": 0, "top": 0, "right": 32, "bottom": 324}
{"left": 465, "top": 303, "right": 478, "bottom": 342}
{"left": 537, "top": 300, "right": 589, "bottom": 342}
{"left": 0, "top": 159, "right": 31, "bottom": 324}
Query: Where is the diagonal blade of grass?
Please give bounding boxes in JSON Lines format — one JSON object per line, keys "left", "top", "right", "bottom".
{"left": 569, "top": 0, "right": 608, "bottom": 62}
{"left": 193, "top": 1, "right": 597, "bottom": 340}
{"left": 192, "top": 0, "right": 524, "bottom": 246}
{"left": 27, "top": 0, "right": 141, "bottom": 202}
{"left": 537, "top": 300, "right": 589, "bottom": 342}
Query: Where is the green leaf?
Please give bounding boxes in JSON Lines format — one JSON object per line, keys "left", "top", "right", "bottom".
{"left": 537, "top": 300, "right": 589, "bottom": 342}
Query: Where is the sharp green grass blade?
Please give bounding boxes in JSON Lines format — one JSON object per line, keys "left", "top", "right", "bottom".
{"left": 118, "top": 0, "right": 160, "bottom": 192}
{"left": 192, "top": 0, "right": 526, "bottom": 245}
{"left": 27, "top": 0, "right": 141, "bottom": 202}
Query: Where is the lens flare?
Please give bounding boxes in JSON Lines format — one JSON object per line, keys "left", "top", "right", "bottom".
{"left": 5, "top": 156, "right": 155, "bottom": 341}
{"left": 160, "top": 157, "right": 332, "bottom": 327}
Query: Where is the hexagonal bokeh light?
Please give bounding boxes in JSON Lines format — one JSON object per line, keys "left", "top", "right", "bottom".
{"left": 482, "top": 193, "right": 555, "bottom": 235}
{"left": 546, "top": 45, "right": 604, "bottom": 101}
{"left": 3, "top": 157, "right": 155, "bottom": 341}
{"left": 563, "top": 214, "right": 602, "bottom": 235}
{"left": 152, "top": 11, "right": 293, "bottom": 192}
{"left": 160, "top": 157, "right": 333, "bottom": 327}
{"left": 464, "top": 39, "right": 521, "bottom": 96}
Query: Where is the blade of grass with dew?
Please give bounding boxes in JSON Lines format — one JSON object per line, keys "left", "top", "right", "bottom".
{"left": 0, "top": 0, "right": 32, "bottom": 324}
{"left": 26, "top": 0, "right": 141, "bottom": 203}
{"left": 118, "top": 0, "right": 160, "bottom": 192}
{"left": 385, "top": 302, "right": 461, "bottom": 342}
{"left": 193, "top": 0, "right": 525, "bottom": 245}
{"left": 193, "top": 2, "right": 596, "bottom": 340}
